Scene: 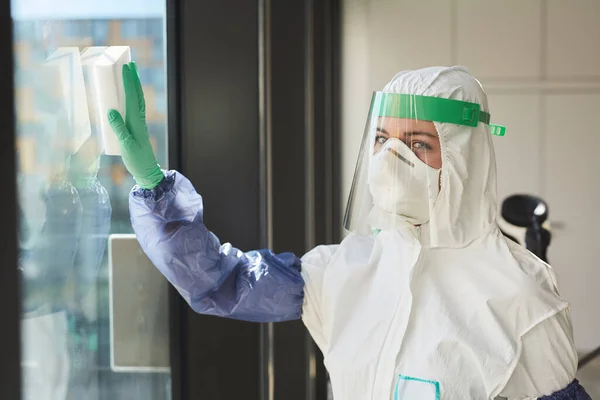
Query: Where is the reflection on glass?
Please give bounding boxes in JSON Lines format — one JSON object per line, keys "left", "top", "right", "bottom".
{"left": 13, "top": 4, "right": 169, "bottom": 399}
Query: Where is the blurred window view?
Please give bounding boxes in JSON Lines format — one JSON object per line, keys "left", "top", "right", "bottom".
{"left": 12, "top": 1, "right": 171, "bottom": 399}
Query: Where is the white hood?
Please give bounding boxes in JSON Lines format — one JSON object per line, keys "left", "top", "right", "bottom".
{"left": 383, "top": 66, "right": 497, "bottom": 248}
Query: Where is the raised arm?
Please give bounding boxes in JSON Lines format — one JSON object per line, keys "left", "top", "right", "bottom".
{"left": 108, "top": 62, "right": 304, "bottom": 322}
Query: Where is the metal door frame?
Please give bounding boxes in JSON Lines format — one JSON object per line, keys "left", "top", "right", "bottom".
{"left": 166, "top": 0, "right": 341, "bottom": 399}
{"left": 0, "top": 1, "right": 21, "bottom": 398}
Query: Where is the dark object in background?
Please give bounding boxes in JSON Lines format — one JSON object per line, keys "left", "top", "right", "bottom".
{"left": 501, "top": 194, "right": 551, "bottom": 263}
{"left": 501, "top": 194, "right": 600, "bottom": 372}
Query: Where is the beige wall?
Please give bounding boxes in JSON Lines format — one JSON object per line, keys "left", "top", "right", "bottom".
{"left": 340, "top": 0, "right": 600, "bottom": 352}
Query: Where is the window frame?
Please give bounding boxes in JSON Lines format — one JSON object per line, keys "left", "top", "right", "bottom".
{"left": 1, "top": 0, "right": 21, "bottom": 398}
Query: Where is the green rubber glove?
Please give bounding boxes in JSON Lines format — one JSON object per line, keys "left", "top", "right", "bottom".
{"left": 107, "top": 62, "right": 164, "bottom": 190}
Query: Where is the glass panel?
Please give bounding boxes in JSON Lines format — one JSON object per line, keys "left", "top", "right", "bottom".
{"left": 12, "top": 1, "right": 171, "bottom": 399}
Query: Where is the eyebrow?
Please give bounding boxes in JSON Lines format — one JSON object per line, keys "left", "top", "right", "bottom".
{"left": 376, "top": 127, "right": 438, "bottom": 139}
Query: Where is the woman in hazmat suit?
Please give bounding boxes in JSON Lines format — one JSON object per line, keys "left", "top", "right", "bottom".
{"left": 107, "top": 63, "right": 590, "bottom": 399}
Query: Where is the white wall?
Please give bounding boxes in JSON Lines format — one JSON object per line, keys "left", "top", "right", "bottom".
{"left": 341, "top": 0, "right": 600, "bottom": 352}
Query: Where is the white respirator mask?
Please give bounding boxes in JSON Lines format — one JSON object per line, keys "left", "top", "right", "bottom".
{"left": 367, "top": 138, "right": 440, "bottom": 225}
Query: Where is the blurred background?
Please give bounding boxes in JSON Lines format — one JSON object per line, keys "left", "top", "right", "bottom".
{"left": 340, "top": 2, "right": 600, "bottom": 395}
{"left": 341, "top": 0, "right": 600, "bottom": 360}
{"left": 3, "top": 0, "right": 599, "bottom": 399}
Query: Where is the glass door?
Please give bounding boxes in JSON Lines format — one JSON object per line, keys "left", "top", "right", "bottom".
{"left": 12, "top": 1, "right": 171, "bottom": 399}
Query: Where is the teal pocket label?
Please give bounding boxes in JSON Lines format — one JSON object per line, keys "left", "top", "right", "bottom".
{"left": 394, "top": 375, "right": 440, "bottom": 400}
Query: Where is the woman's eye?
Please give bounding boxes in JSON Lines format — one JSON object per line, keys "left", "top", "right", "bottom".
{"left": 375, "top": 136, "right": 387, "bottom": 145}
{"left": 411, "top": 141, "right": 432, "bottom": 151}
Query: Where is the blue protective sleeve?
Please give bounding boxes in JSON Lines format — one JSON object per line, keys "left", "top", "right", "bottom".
{"left": 129, "top": 170, "right": 305, "bottom": 322}
{"left": 539, "top": 380, "right": 591, "bottom": 400}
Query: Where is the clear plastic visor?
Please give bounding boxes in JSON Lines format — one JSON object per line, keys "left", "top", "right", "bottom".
{"left": 343, "top": 92, "right": 504, "bottom": 234}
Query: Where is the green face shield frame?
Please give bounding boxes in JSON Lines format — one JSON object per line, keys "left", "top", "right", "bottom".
{"left": 371, "top": 92, "right": 506, "bottom": 136}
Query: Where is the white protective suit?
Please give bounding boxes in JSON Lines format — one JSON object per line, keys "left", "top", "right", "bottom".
{"left": 300, "top": 66, "right": 578, "bottom": 399}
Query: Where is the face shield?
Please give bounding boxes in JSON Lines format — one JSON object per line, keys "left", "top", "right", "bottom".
{"left": 343, "top": 92, "right": 505, "bottom": 234}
